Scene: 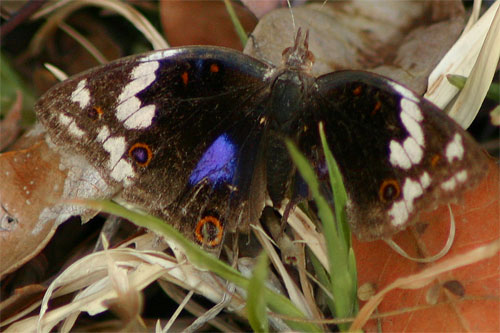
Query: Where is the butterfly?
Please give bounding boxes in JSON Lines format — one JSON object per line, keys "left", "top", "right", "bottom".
{"left": 35, "top": 29, "right": 488, "bottom": 253}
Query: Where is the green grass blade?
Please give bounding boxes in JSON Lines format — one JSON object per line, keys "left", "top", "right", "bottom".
{"left": 247, "top": 252, "right": 269, "bottom": 333}
{"left": 223, "top": 0, "right": 248, "bottom": 47}
{"left": 286, "top": 133, "right": 357, "bottom": 331}
{"left": 75, "top": 199, "right": 320, "bottom": 332}
{"left": 318, "top": 123, "right": 350, "bottom": 248}
{"left": 447, "top": 74, "right": 500, "bottom": 101}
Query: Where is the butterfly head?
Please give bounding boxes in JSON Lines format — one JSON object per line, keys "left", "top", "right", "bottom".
{"left": 281, "top": 28, "right": 314, "bottom": 72}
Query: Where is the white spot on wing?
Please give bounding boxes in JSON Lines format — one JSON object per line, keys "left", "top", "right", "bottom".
{"left": 116, "top": 97, "right": 141, "bottom": 121}
{"left": 116, "top": 61, "right": 158, "bottom": 129}
{"left": 103, "top": 136, "right": 127, "bottom": 169}
{"left": 456, "top": 170, "right": 468, "bottom": 182}
{"left": 68, "top": 122, "right": 85, "bottom": 137}
{"left": 387, "top": 81, "right": 419, "bottom": 102}
{"left": 389, "top": 96, "right": 426, "bottom": 169}
{"left": 403, "top": 178, "right": 423, "bottom": 212}
{"left": 441, "top": 177, "right": 457, "bottom": 191}
{"left": 58, "top": 113, "right": 72, "bottom": 125}
{"left": 71, "top": 79, "right": 90, "bottom": 108}
{"left": 441, "top": 169, "right": 468, "bottom": 191}
{"left": 96, "top": 126, "right": 110, "bottom": 142}
{"left": 389, "top": 201, "right": 408, "bottom": 227}
{"left": 445, "top": 133, "right": 464, "bottom": 163}
{"left": 389, "top": 177, "right": 424, "bottom": 227}
{"left": 401, "top": 98, "right": 423, "bottom": 121}
{"left": 403, "top": 137, "right": 423, "bottom": 164}
{"left": 110, "top": 159, "right": 135, "bottom": 184}
{"left": 123, "top": 105, "right": 156, "bottom": 129}
{"left": 401, "top": 108, "right": 424, "bottom": 146}
{"left": 389, "top": 140, "right": 411, "bottom": 169}
{"left": 58, "top": 113, "right": 84, "bottom": 137}
{"left": 118, "top": 61, "right": 159, "bottom": 102}
{"left": 419, "top": 172, "right": 431, "bottom": 189}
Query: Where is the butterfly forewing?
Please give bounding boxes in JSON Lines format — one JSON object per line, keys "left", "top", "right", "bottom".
{"left": 312, "top": 70, "right": 488, "bottom": 240}
{"left": 35, "top": 47, "right": 273, "bottom": 252}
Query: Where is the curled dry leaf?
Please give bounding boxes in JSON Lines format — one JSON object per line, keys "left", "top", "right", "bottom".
{"left": 0, "top": 130, "right": 116, "bottom": 276}
{"left": 24, "top": 245, "right": 249, "bottom": 332}
{"left": 0, "top": 138, "right": 67, "bottom": 276}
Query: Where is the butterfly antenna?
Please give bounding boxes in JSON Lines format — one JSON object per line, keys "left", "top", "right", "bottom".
{"left": 286, "top": 0, "right": 297, "bottom": 33}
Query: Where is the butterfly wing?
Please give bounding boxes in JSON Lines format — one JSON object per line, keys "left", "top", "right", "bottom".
{"left": 35, "top": 47, "right": 272, "bottom": 252}
{"left": 307, "top": 70, "right": 488, "bottom": 240}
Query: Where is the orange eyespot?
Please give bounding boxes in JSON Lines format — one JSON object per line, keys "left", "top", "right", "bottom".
{"left": 88, "top": 106, "right": 104, "bottom": 120}
{"left": 379, "top": 179, "right": 401, "bottom": 202}
{"left": 128, "top": 143, "right": 153, "bottom": 167}
{"left": 181, "top": 71, "right": 189, "bottom": 85}
{"left": 352, "top": 85, "right": 363, "bottom": 96}
{"left": 210, "top": 63, "right": 219, "bottom": 73}
{"left": 195, "top": 216, "right": 224, "bottom": 247}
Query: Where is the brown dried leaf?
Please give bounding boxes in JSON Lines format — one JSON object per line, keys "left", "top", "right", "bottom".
{"left": 0, "top": 133, "right": 117, "bottom": 276}
{"left": 0, "top": 138, "right": 67, "bottom": 276}
{"left": 353, "top": 158, "right": 500, "bottom": 331}
{"left": 245, "top": 1, "right": 465, "bottom": 93}
{"left": 159, "top": 0, "right": 257, "bottom": 49}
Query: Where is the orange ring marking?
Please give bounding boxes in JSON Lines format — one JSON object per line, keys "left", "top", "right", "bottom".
{"left": 379, "top": 179, "right": 400, "bottom": 202}
{"left": 128, "top": 142, "right": 153, "bottom": 167}
{"left": 195, "top": 216, "right": 224, "bottom": 247}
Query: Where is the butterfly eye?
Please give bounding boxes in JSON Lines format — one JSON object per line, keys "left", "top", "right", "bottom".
{"left": 379, "top": 179, "right": 401, "bottom": 202}
{"left": 87, "top": 106, "right": 104, "bottom": 120}
{"left": 195, "top": 215, "right": 224, "bottom": 247}
{"left": 129, "top": 143, "right": 152, "bottom": 167}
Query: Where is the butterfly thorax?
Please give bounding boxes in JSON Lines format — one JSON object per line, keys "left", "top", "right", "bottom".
{"left": 267, "top": 69, "right": 315, "bottom": 132}
{"left": 266, "top": 28, "right": 316, "bottom": 132}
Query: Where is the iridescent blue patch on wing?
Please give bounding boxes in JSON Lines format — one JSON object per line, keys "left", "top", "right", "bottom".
{"left": 189, "top": 133, "right": 237, "bottom": 186}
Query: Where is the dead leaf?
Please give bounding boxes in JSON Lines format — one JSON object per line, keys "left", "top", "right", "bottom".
{"left": 245, "top": 1, "right": 465, "bottom": 93}
{"left": 353, "top": 157, "right": 500, "bottom": 331}
{"left": 0, "top": 132, "right": 117, "bottom": 276}
{"left": 0, "top": 284, "right": 46, "bottom": 326}
{"left": 0, "top": 139, "right": 68, "bottom": 276}
{"left": 159, "top": 1, "right": 257, "bottom": 49}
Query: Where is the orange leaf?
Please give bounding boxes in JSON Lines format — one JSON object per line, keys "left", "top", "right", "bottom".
{"left": 353, "top": 157, "right": 499, "bottom": 331}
